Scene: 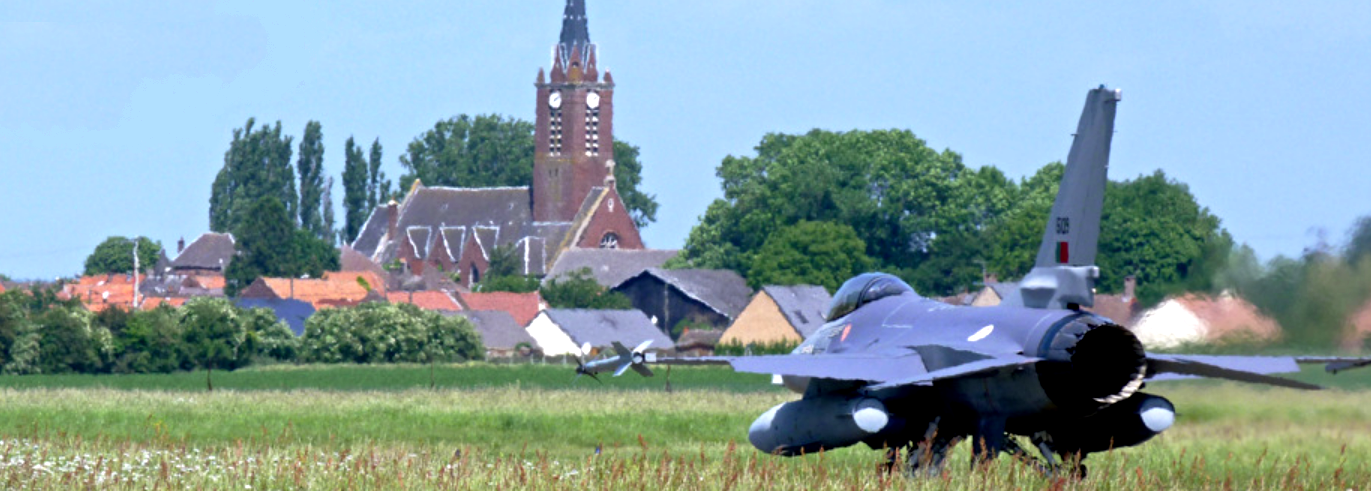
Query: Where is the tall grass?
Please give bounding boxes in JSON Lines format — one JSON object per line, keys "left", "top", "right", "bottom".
{"left": 0, "top": 383, "right": 1365, "bottom": 488}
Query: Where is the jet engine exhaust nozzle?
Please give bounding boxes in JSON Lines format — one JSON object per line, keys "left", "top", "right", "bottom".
{"left": 1040, "top": 322, "right": 1147, "bottom": 409}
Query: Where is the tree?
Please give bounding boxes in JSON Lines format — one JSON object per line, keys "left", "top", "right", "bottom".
{"left": 342, "top": 136, "right": 370, "bottom": 243}
{"left": 747, "top": 221, "right": 874, "bottom": 291}
{"left": 611, "top": 141, "right": 658, "bottom": 228}
{"left": 238, "top": 307, "right": 298, "bottom": 364}
{"left": 297, "top": 120, "right": 327, "bottom": 238}
{"left": 368, "top": 138, "right": 390, "bottom": 209}
{"left": 83, "top": 236, "right": 164, "bottom": 276}
{"left": 210, "top": 118, "right": 297, "bottom": 234}
{"left": 299, "top": 302, "right": 482, "bottom": 364}
{"left": 398, "top": 114, "right": 658, "bottom": 228}
{"left": 180, "top": 298, "right": 245, "bottom": 391}
{"left": 1096, "top": 170, "right": 1231, "bottom": 304}
{"left": 113, "top": 307, "right": 183, "bottom": 374}
{"left": 676, "top": 129, "right": 1012, "bottom": 296}
{"left": 224, "top": 197, "right": 339, "bottom": 296}
{"left": 322, "top": 176, "right": 336, "bottom": 244}
{"left": 541, "top": 268, "right": 633, "bottom": 309}
{"left": 35, "top": 306, "right": 109, "bottom": 374}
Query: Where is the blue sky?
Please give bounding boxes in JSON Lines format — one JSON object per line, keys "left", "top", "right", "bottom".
{"left": 3, "top": 1, "right": 1370, "bottom": 280}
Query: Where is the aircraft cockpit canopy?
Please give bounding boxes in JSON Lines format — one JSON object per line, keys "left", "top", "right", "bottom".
{"left": 825, "top": 273, "right": 918, "bottom": 321}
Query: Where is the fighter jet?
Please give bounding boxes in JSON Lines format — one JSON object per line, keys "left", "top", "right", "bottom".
{"left": 577, "top": 86, "right": 1368, "bottom": 477}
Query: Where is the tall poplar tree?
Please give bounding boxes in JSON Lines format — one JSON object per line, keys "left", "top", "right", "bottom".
{"left": 209, "top": 118, "right": 297, "bottom": 233}
{"left": 297, "top": 121, "right": 326, "bottom": 238}
{"left": 342, "top": 136, "right": 370, "bottom": 244}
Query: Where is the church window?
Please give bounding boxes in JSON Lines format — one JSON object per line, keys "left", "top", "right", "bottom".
{"left": 549, "top": 108, "right": 563, "bottom": 156}
{"left": 599, "top": 232, "right": 620, "bottom": 249}
{"left": 471, "top": 264, "right": 481, "bottom": 284}
{"left": 585, "top": 97, "right": 600, "bottom": 156}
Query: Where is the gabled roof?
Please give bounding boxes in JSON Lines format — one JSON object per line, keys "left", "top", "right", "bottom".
{"left": 323, "top": 271, "right": 387, "bottom": 295}
{"left": 171, "top": 233, "right": 235, "bottom": 271}
{"left": 676, "top": 329, "right": 722, "bottom": 350}
{"left": 458, "top": 291, "right": 544, "bottom": 326}
{"left": 340, "top": 245, "right": 388, "bottom": 279}
{"left": 235, "top": 297, "right": 315, "bottom": 336}
{"left": 353, "top": 186, "right": 534, "bottom": 259}
{"left": 406, "top": 227, "right": 432, "bottom": 259}
{"left": 546, "top": 248, "right": 679, "bottom": 287}
{"left": 1086, "top": 293, "right": 1139, "bottom": 327}
{"left": 387, "top": 290, "right": 462, "bottom": 312}
{"left": 616, "top": 268, "right": 753, "bottom": 320}
{"left": 458, "top": 310, "right": 538, "bottom": 351}
{"left": 251, "top": 276, "right": 373, "bottom": 310}
{"left": 988, "top": 282, "right": 1018, "bottom": 301}
{"left": 762, "top": 285, "right": 832, "bottom": 338}
{"left": 542, "top": 309, "right": 674, "bottom": 350}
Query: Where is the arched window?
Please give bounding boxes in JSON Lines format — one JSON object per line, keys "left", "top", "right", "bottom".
{"left": 599, "top": 232, "right": 619, "bottom": 249}
{"left": 471, "top": 264, "right": 481, "bottom": 285}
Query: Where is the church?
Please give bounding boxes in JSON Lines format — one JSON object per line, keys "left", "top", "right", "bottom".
{"left": 350, "top": 0, "right": 645, "bottom": 287}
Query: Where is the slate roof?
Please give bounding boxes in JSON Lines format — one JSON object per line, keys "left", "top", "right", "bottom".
{"left": 988, "top": 282, "right": 1019, "bottom": 301}
{"left": 545, "top": 248, "right": 680, "bottom": 287}
{"left": 235, "top": 298, "right": 315, "bottom": 336}
{"left": 617, "top": 268, "right": 753, "bottom": 320}
{"left": 350, "top": 185, "right": 577, "bottom": 276}
{"left": 339, "top": 245, "right": 388, "bottom": 279}
{"left": 458, "top": 310, "right": 538, "bottom": 351}
{"left": 171, "top": 233, "right": 235, "bottom": 271}
{"left": 543, "top": 309, "right": 674, "bottom": 350}
{"left": 763, "top": 285, "right": 833, "bottom": 338}
{"left": 458, "top": 291, "right": 544, "bottom": 326}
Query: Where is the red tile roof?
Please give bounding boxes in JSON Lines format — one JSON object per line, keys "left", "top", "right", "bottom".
{"left": 139, "top": 297, "right": 187, "bottom": 310}
{"left": 187, "top": 275, "right": 226, "bottom": 290}
{"left": 323, "top": 271, "right": 388, "bottom": 295}
{"left": 1176, "top": 293, "right": 1281, "bottom": 343}
{"left": 387, "top": 290, "right": 462, "bottom": 312}
{"left": 64, "top": 274, "right": 147, "bottom": 312}
{"left": 257, "top": 276, "right": 373, "bottom": 310}
{"left": 458, "top": 291, "right": 544, "bottom": 326}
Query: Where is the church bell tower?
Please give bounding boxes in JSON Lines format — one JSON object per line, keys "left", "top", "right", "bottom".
{"left": 533, "top": 0, "right": 615, "bottom": 222}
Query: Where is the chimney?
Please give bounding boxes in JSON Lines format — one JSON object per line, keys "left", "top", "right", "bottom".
{"left": 177, "top": 237, "right": 185, "bottom": 254}
{"left": 387, "top": 200, "right": 399, "bottom": 241}
{"left": 1123, "top": 275, "right": 1137, "bottom": 303}
{"left": 983, "top": 272, "right": 998, "bottom": 285}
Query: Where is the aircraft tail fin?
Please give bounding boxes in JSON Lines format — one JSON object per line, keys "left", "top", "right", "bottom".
{"left": 1034, "top": 85, "right": 1120, "bottom": 269}
{"left": 1014, "top": 86, "right": 1121, "bottom": 309}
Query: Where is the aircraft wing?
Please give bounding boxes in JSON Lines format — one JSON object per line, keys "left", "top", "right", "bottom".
{"left": 650, "top": 349, "right": 1041, "bottom": 389}
{"left": 1146, "top": 354, "right": 1320, "bottom": 390}
{"left": 1295, "top": 356, "right": 1371, "bottom": 374}
{"left": 651, "top": 352, "right": 927, "bottom": 383}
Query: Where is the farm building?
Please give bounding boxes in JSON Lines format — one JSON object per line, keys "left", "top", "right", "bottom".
{"left": 456, "top": 291, "right": 545, "bottom": 326}
{"left": 612, "top": 268, "right": 752, "bottom": 335}
{"left": 544, "top": 248, "right": 679, "bottom": 287}
{"left": 525, "top": 309, "right": 674, "bottom": 357}
{"left": 456, "top": 310, "right": 539, "bottom": 358}
{"left": 170, "top": 232, "right": 235, "bottom": 276}
{"left": 719, "top": 285, "right": 832, "bottom": 346}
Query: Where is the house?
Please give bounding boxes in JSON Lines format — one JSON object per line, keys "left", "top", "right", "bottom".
{"left": 1085, "top": 276, "right": 1140, "bottom": 327}
{"left": 238, "top": 271, "right": 386, "bottom": 310}
{"left": 612, "top": 268, "right": 752, "bottom": 335}
{"left": 62, "top": 274, "right": 143, "bottom": 312}
{"left": 1129, "top": 292, "right": 1281, "bottom": 349}
{"left": 455, "top": 310, "right": 539, "bottom": 357}
{"left": 524, "top": 309, "right": 674, "bottom": 357}
{"left": 169, "top": 233, "right": 235, "bottom": 275}
{"left": 675, "top": 329, "right": 723, "bottom": 356}
{"left": 235, "top": 297, "right": 316, "bottom": 336}
{"left": 544, "top": 248, "right": 679, "bottom": 287}
{"left": 387, "top": 290, "right": 463, "bottom": 312}
{"left": 340, "top": 245, "right": 391, "bottom": 285}
{"left": 719, "top": 285, "right": 832, "bottom": 346}
{"left": 349, "top": 2, "right": 648, "bottom": 288}
{"left": 456, "top": 291, "right": 545, "bottom": 326}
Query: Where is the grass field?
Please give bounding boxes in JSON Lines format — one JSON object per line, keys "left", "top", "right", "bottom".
{"left": 0, "top": 364, "right": 1366, "bottom": 489}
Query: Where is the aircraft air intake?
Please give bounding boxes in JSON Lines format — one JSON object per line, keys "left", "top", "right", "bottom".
{"left": 1037, "top": 320, "right": 1148, "bottom": 410}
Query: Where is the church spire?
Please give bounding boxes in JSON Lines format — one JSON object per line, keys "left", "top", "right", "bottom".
{"left": 558, "top": 0, "right": 591, "bottom": 66}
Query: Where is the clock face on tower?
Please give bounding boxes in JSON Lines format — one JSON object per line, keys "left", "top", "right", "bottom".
{"left": 586, "top": 91, "right": 600, "bottom": 109}
{"left": 548, "top": 92, "right": 562, "bottom": 109}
